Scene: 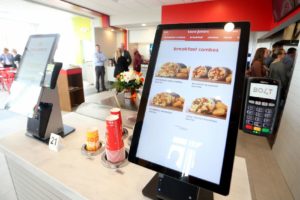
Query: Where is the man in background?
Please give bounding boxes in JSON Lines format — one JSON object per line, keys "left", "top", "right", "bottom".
{"left": 94, "top": 44, "right": 107, "bottom": 92}
{"left": 0, "top": 48, "right": 14, "bottom": 68}
{"left": 12, "top": 49, "right": 21, "bottom": 68}
{"left": 120, "top": 43, "right": 132, "bottom": 71}
{"left": 283, "top": 47, "right": 296, "bottom": 77}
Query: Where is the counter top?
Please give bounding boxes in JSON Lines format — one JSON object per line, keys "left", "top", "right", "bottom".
{"left": 0, "top": 112, "right": 251, "bottom": 200}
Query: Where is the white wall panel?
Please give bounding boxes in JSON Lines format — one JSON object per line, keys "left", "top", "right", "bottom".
{"left": 273, "top": 44, "right": 300, "bottom": 200}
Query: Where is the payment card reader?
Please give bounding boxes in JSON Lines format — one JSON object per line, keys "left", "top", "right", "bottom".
{"left": 242, "top": 77, "right": 281, "bottom": 136}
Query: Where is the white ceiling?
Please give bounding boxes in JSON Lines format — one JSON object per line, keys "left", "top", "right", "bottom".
{"left": 63, "top": 0, "right": 211, "bottom": 27}
{"left": 0, "top": 0, "right": 74, "bottom": 24}
{"left": 0, "top": 0, "right": 212, "bottom": 28}
{"left": 28, "top": 0, "right": 212, "bottom": 28}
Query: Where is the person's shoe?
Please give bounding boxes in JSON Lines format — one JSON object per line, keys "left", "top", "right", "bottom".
{"left": 102, "top": 88, "right": 108, "bottom": 91}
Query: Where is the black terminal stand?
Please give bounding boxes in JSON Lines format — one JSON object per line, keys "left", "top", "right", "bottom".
{"left": 143, "top": 173, "right": 214, "bottom": 200}
{"left": 26, "top": 63, "right": 75, "bottom": 143}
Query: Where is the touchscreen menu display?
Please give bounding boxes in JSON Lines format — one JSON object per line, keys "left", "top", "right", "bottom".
{"left": 5, "top": 35, "right": 58, "bottom": 117}
{"left": 17, "top": 35, "right": 57, "bottom": 85}
{"left": 136, "top": 28, "right": 241, "bottom": 184}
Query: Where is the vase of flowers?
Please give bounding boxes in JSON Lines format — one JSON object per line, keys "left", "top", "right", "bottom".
{"left": 114, "top": 70, "right": 144, "bottom": 99}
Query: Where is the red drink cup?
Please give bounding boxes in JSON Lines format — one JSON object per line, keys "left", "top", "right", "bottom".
{"left": 110, "top": 108, "right": 122, "bottom": 126}
{"left": 105, "top": 115, "right": 123, "bottom": 151}
{"left": 110, "top": 107, "right": 123, "bottom": 134}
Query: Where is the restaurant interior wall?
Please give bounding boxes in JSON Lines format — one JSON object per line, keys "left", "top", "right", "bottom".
{"left": 0, "top": 19, "right": 37, "bottom": 55}
{"left": 128, "top": 27, "right": 156, "bottom": 61}
{"left": 161, "top": 0, "right": 274, "bottom": 31}
{"left": 272, "top": 42, "right": 300, "bottom": 200}
{"left": 94, "top": 28, "right": 118, "bottom": 59}
{"left": 71, "top": 16, "right": 93, "bottom": 65}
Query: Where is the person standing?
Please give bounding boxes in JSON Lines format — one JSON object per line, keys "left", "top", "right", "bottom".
{"left": 133, "top": 48, "right": 143, "bottom": 72}
{"left": 249, "top": 47, "right": 268, "bottom": 77}
{"left": 283, "top": 47, "right": 296, "bottom": 77}
{"left": 0, "top": 48, "right": 14, "bottom": 68}
{"left": 270, "top": 49, "right": 289, "bottom": 98}
{"left": 114, "top": 48, "right": 128, "bottom": 77}
{"left": 12, "top": 49, "right": 21, "bottom": 68}
{"left": 94, "top": 44, "right": 107, "bottom": 92}
{"left": 120, "top": 43, "right": 131, "bottom": 71}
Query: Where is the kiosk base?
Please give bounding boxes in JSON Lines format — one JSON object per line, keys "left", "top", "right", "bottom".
{"left": 26, "top": 124, "right": 75, "bottom": 144}
{"left": 142, "top": 173, "right": 214, "bottom": 200}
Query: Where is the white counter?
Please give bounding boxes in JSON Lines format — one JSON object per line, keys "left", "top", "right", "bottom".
{"left": 0, "top": 112, "right": 251, "bottom": 200}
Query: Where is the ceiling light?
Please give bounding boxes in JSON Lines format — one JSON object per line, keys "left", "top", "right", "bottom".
{"left": 224, "top": 22, "right": 235, "bottom": 32}
{"left": 111, "top": 29, "right": 115, "bottom": 32}
{"left": 141, "top": 23, "right": 146, "bottom": 27}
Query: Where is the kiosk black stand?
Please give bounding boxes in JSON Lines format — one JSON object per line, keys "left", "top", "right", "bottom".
{"left": 26, "top": 63, "right": 75, "bottom": 143}
{"left": 143, "top": 173, "right": 213, "bottom": 200}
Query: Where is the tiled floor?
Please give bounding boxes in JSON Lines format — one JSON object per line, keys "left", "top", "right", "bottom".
{"left": 0, "top": 89, "right": 295, "bottom": 200}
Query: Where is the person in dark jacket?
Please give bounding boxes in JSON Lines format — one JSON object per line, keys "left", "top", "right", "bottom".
{"left": 270, "top": 49, "right": 288, "bottom": 98}
{"left": 114, "top": 48, "right": 128, "bottom": 77}
{"left": 12, "top": 49, "right": 21, "bottom": 68}
{"left": 120, "top": 43, "right": 131, "bottom": 70}
{"left": 133, "top": 48, "right": 143, "bottom": 72}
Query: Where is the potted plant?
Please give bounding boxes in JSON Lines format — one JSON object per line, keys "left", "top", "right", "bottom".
{"left": 113, "top": 70, "right": 144, "bottom": 98}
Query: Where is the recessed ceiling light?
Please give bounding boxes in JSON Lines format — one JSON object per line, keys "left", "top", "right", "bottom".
{"left": 141, "top": 23, "right": 146, "bottom": 26}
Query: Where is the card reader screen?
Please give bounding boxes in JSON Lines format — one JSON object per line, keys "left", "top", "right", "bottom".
{"left": 249, "top": 83, "right": 278, "bottom": 100}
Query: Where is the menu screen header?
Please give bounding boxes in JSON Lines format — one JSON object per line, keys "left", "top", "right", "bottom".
{"left": 162, "top": 29, "right": 241, "bottom": 41}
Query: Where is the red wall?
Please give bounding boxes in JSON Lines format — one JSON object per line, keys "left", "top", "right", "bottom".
{"left": 161, "top": 0, "right": 274, "bottom": 31}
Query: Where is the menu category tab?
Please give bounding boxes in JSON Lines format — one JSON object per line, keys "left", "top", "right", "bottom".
{"left": 162, "top": 29, "right": 241, "bottom": 42}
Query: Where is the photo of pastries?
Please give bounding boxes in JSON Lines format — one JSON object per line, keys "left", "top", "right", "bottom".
{"left": 151, "top": 92, "right": 185, "bottom": 111}
{"left": 192, "top": 66, "right": 232, "bottom": 84}
{"left": 156, "top": 62, "right": 190, "bottom": 79}
{"left": 189, "top": 97, "right": 228, "bottom": 119}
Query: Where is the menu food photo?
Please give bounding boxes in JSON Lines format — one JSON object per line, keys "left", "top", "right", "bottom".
{"left": 136, "top": 28, "right": 242, "bottom": 184}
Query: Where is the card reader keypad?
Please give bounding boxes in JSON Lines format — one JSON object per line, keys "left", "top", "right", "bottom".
{"left": 245, "top": 100, "right": 275, "bottom": 134}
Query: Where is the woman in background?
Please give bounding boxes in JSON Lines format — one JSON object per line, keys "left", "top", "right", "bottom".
{"left": 114, "top": 48, "right": 128, "bottom": 77}
{"left": 133, "top": 48, "right": 143, "bottom": 72}
{"left": 249, "top": 47, "right": 268, "bottom": 77}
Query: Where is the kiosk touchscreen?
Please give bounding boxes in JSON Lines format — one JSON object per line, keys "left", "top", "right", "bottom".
{"left": 128, "top": 22, "right": 250, "bottom": 199}
{"left": 242, "top": 77, "right": 281, "bottom": 136}
{"left": 5, "top": 34, "right": 59, "bottom": 116}
{"left": 5, "top": 34, "right": 74, "bottom": 142}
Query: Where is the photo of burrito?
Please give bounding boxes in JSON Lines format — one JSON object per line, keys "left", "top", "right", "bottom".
{"left": 192, "top": 66, "right": 211, "bottom": 78}
{"left": 192, "top": 66, "right": 232, "bottom": 84}
{"left": 151, "top": 92, "right": 185, "bottom": 111}
{"left": 189, "top": 97, "right": 228, "bottom": 119}
{"left": 156, "top": 62, "right": 190, "bottom": 79}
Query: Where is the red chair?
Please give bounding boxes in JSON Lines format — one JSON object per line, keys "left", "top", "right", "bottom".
{"left": 1, "top": 71, "right": 15, "bottom": 93}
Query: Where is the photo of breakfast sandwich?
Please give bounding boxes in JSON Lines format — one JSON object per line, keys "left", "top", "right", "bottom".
{"left": 156, "top": 62, "right": 190, "bottom": 79}
{"left": 192, "top": 66, "right": 232, "bottom": 84}
{"left": 189, "top": 97, "right": 228, "bottom": 119}
{"left": 151, "top": 92, "right": 185, "bottom": 111}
